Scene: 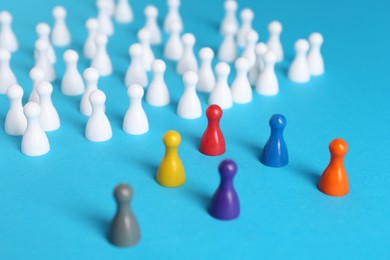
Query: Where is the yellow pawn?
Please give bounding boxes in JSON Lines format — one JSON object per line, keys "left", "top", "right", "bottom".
{"left": 156, "top": 130, "right": 186, "bottom": 187}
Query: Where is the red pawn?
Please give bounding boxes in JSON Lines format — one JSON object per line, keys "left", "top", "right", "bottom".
{"left": 199, "top": 105, "right": 226, "bottom": 156}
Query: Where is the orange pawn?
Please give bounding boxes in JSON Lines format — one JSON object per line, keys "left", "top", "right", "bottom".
{"left": 318, "top": 138, "right": 349, "bottom": 196}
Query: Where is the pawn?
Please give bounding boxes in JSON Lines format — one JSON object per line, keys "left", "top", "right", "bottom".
{"left": 61, "top": 50, "right": 85, "bottom": 96}
{"left": 307, "top": 32, "right": 325, "bottom": 76}
{"left": 255, "top": 51, "right": 279, "bottom": 96}
{"left": 318, "top": 139, "right": 349, "bottom": 196}
{"left": 199, "top": 104, "right": 226, "bottom": 156}
{"left": 28, "top": 67, "right": 45, "bottom": 103}
{"left": 156, "top": 130, "right": 186, "bottom": 187}
{"left": 164, "top": 0, "right": 182, "bottom": 32}
{"left": 21, "top": 102, "right": 50, "bottom": 157}
{"left": 80, "top": 68, "right": 99, "bottom": 116}
{"left": 35, "top": 23, "right": 56, "bottom": 64}
{"left": 220, "top": 0, "right": 238, "bottom": 35}
{"left": 249, "top": 42, "right": 268, "bottom": 86}
{"left": 197, "top": 47, "right": 215, "bottom": 92}
{"left": 176, "top": 33, "right": 198, "bottom": 75}
{"left": 261, "top": 114, "right": 288, "bottom": 167}
{"left": 177, "top": 71, "right": 202, "bottom": 119}
{"left": 125, "top": 43, "right": 148, "bottom": 87}
{"left": 0, "top": 49, "right": 17, "bottom": 94}
{"left": 83, "top": 18, "right": 99, "bottom": 59}
{"left": 37, "top": 81, "right": 60, "bottom": 132}
{"left": 85, "top": 90, "right": 112, "bottom": 142}
{"left": 209, "top": 62, "right": 232, "bottom": 110}
{"left": 109, "top": 183, "right": 141, "bottom": 247}
{"left": 143, "top": 6, "right": 161, "bottom": 45}
{"left": 0, "top": 11, "right": 18, "bottom": 52}
{"left": 115, "top": 0, "right": 133, "bottom": 23}
{"left": 123, "top": 84, "right": 149, "bottom": 135}
{"left": 5, "top": 84, "right": 27, "bottom": 136}
{"left": 288, "top": 39, "right": 311, "bottom": 83}
{"left": 97, "top": 0, "right": 114, "bottom": 36}
{"left": 146, "top": 60, "right": 170, "bottom": 107}
{"left": 231, "top": 57, "right": 252, "bottom": 104}
{"left": 241, "top": 30, "right": 258, "bottom": 69}
{"left": 218, "top": 23, "right": 237, "bottom": 63}
{"left": 137, "top": 29, "right": 154, "bottom": 71}
{"left": 209, "top": 159, "right": 240, "bottom": 220}
{"left": 163, "top": 21, "right": 183, "bottom": 61}
{"left": 106, "top": 0, "right": 115, "bottom": 16}
{"left": 51, "top": 6, "right": 71, "bottom": 47}
{"left": 237, "top": 8, "right": 254, "bottom": 48}
{"left": 35, "top": 39, "right": 56, "bottom": 82}
{"left": 266, "top": 21, "right": 283, "bottom": 62}
{"left": 91, "top": 33, "right": 113, "bottom": 76}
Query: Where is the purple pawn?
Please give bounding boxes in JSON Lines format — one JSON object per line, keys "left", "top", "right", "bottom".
{"left": 209, "top": 159, "right": 240, "bottom": 220}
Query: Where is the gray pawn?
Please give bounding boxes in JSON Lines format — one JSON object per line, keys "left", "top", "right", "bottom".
{"left": 109, "top": 184, "right": 141, "bottom": 247}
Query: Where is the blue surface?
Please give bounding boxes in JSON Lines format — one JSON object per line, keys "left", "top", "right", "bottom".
{"left": 0, "top": 0, "right": 389, "bottom": 259}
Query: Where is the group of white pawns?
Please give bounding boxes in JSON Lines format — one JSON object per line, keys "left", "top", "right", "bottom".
{"left": 0, "top": 0, "right": 324, "bottom": 157}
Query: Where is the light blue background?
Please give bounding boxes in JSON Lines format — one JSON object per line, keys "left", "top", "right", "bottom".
{"left": 0, "top": 0, "right": 389, "bottom": 259}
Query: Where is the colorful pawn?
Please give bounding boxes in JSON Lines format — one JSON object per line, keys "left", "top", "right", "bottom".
{"left": 156, "top": 131, "right": 186, "bottom": 187}
{"left": 199, "top": 105, "right": 226, "bottom": 156}
{"left": 260, "top": 114, "right": 288, "bottom": 167}
{"left": 318, "top": 139, "right": 349, "bottom": 196}
{"left": 209, "top": 159, "right": 240, "bottom": 221}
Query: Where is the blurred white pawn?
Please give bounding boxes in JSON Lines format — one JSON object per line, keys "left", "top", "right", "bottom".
{"left": 80, "top": 68, "right": 99, "bottom": 116}
{"left": 143, "top": 6, "right": 161, "bottom": 45}
{"left": 97, "top": 0, "right": 114, "bottom": 36}
{"left": 237, "top": 8, "right": 254, "bottom": 48}
{"left": 209, "top": 62, "right": 232, "bottom": 110}
{"left": 255, "top": 51, "right": 279, "bottom": 96}
{"left": 164, "top": 0, "right": 182, "bottom": 32}
{"left": 0, "top": 11, "right": 18, "bottom": 52}
{"left": 85, "top": 89, "right": 112, "bottom": 142}
{"left": 91, "top": 33, "right": 113, "bottom": 76}
{"left": 241, "top": 30, "right": 258, "bottom": 69}
{"left": 83, "top": 18, "right": 99, "bottom": 59}
{"left": 177, "top": 33, "right": 198, "bottom": 75}
{"left": 231, "top": 57, "right": 252, "bottom": 104}
{"left": 267, "top": 21, "right": 283, "bottom": 62}
{"left": 197, "top": 47, "right": 215, "bottom": 93}
{"left": 137, "top": 29, "right": 154, "bottom": 71}
{"left": 106, "top": 0, "right": 115, "bottom": 16}
{"left": 177, "top": 71, "right": 202, "bottom": 119}
{"left": 146, "top": 60, "right": 170, "bottom": 107}
{"left": 218, "top": 23, "right": 236, "bottom": 63}
{"left": 123, "top": 84, "right": 149, "bottom": 135}
{"left": 164, "top": 21, "right": 183, "bottom": 61}
{"left": 125, "top": 43, "right": 148, "bottom": 87}
{"left": 5, "top": 84, "right": 27, "bottom": 136}
{"left": 62, "top": 50, "right": 85, "bottom": 96}
{"left": 307, "top": 32, "right": 325, "bottom": 76}
{"left": 51, "top": 6, "right": 71, "bottom": 47}
{"left": 220, "top": 0, "right": 238, "bottom": 35}
{"left": 115, "top": 0, "right": 133, "bottom": 23}
{"left": 29, "top": 67, "right": 45, "bottom": 103}
{"left": 21, "top": 102, "right": 50, "bottom": 157}
{"left": 288, "top": 39, "right": 310, "bottom": 83}
{"left": 37, "top": 81, "right": 60, "bottom": 132}
{"left": 249, "top": 42, "right": 267, "bottom": 85}
{"left": 35, "top": 40, "right": 56, "bottom": 82}
{"left": 0, "top": 49, "right": 17, "bottom": 94}
{"left": 35, "top": 23, "right": 56, "bottom": 64}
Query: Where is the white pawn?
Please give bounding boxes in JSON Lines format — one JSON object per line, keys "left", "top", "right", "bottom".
{"left": 21, "top": 102, "right": 50, "bottom": 157}
{"left": 115, "top": 0, "right": 133, "bottom": 23}
{"left": 164, "top": 0, "right": 182, "bottom": 32}
{"left": 218, "top": 23, "right": 237, "bottom": 63}
{"left": 0, "top": 11, "right": 18, "bottom": 52}
{"left": 83, "top": 18, "right": 99, "bottom": 59}
{"left": 237, "top": 8, "right": 254, "bottom": 48}
{"left": 143, "top": 6, "right": 161, "bottom": 45}
{"left": 29, "top": 67, "right": 45, "bottom": 103}
{"left": 137, "top": 29, "right": 154, "bottom": 71}
{"left": 35, "top": 39, "right": 56, "bottom": 82}
{"left": 97, "top": 0, "right": 114, "bottom": 36}
{"left": 146, "top": 60, "right": 169, "bottom": 107}
{"left": 80, "top": 68, "right": 99, "bottom": 116}
{"left": 164, "top": 21, "right": 183, "bottom": 61}
{"left": 177, "top": 33, "right": 198, "bottom": 75}
{"left": 0, "top": 49, "right": 17, "bottom": 94}
{"left": 241, "top": 30, "right": 258, "bottom": 69}
{"left": 288, "top": 39, "right": 311, "bottom": 83}
{"left": 209, "top": 62, "right": 233, "bottom": 110}
{"left": 35, "top": 23, "right": 56, "bottom": 64}
{"left": 220, "top": 0, "right": 238, "bottom": 35}
{"left": 106, "top": 0, "right": 116, "bottom": 16}
{"left": 62, "top": 50, "right": 85, "bottom": 96}
{"left": 198, "top": 47, "right": 215, "bottom": 92}
{"left": 267, "top": 21, "right": 283, "bottom": 62}
{"left": 51, "top": 6, "right": 71, "bottom": 47}
{"left": 85, "top": 90, "right": 112, "bottom": 142}
{"left": 307, "top": 32, "right": 325, "bottom": 76}
{"left": 177, "top": 71, "right": 202, "bottom": 119}
{"left": 5, "top": 85, "right": 27, "bottom": 136}
{"left": 91, "top": 33, "right": 113, "bottom": 76}
{"left": 231, "top": 57, "right": 252, "bottom": 104}
{"left": 249, "top": 42, "right": 268, "bottom": 85}
{"left": 125, "top": 43, "right": 148, "bottom": 87}
{"left": 37, "top": 81, "right": 60, "bottom": 132}
{"left": 123, "top": 84, "right": 149, "bottom": 135}
{"left": 255, "top": 51, "right": 279, "bottom": 96}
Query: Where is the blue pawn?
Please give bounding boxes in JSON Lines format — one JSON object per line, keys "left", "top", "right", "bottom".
{"left": 260, "top": 114, "right": 288, "bottom": 167}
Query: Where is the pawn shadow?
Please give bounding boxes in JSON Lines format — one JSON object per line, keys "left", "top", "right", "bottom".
{"left": 289, "top": 163, "right": 321, "bottom": 187}
{"left": 135, "top": 158, "right": 159, "bottom": 181}
{"left": 182, "top": 186, "right": 210, "bottom": 211}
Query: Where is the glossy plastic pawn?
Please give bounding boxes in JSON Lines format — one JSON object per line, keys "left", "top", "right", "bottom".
{"left": 123, "top": 84, "right": 149, "bottom": 135}
{"left": 146, "top": 60, "right": 170, "bottom": 107}
{"left": 5, "top": 85, "right": 27, "bottom": 136}
{"left": 199, "top": 105, "right": 226, "bottom": 156}
{"left": 125, "top": 43, "right": 148, "bottom": 87}
{"left": 37, "top": 81, "right": 60, "bottom": 132}
{"left": 177, "top": 71, "right": 202, "bottom": 119}
{"left": 61, "top": 50, "right": 85, "bottom": 96}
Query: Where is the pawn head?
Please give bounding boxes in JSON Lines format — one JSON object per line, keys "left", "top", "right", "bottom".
{"left": 219, "top": 159, "right": 238, "bottom": 177}
{"left": 95, "top": 33, "right": 108, "bottom": 46}
{"left": 199, "top": 47, "right": 214, "bottom": 60}
{"left": 309, "top": 32, "right": 324, "bottom": 45}
{"left": 36, "top": 23, "right": 50, "bottom": 36}
{"left": 37, "top": 81, "right": 53, "bottom": 96}
{"left": 183, "top": 71, "right": 198, "bottom": 85}
{"left": 224, "top": 23, "right": 236, "bottom": 34}
{"left": 269, "top": 114, "right": 287, "bottom": 129}
{"left": 86, "top": 18, "right": 99, "bottom": 30}
{"left": 0, "top": 11, "right": 12, "bottom": 23}
{"left": 152, "top": 59, "right": 166, "bottom": 73}
{"left": 163, "top": 130, "right": 181, "bottom": 147}
{"left": 215, "top": 62, "right": 231, "bottom": 76}
{"left": 168, "top": 0, "right": 180, "bottom": 8}
{"left": 53, "top": 6, "right": 66, "bottom": 17}
{"left": 246, "top": 30, "right": 259, "bottom": 44}
{"left": 83, "top": 67, "right": 99, "bottom": 82}
{"left": 268, "top": 21, "right": 282, "bottom": 34}
{"left": 225, "top": 0, "right": 238, "bottom": 11}
{"left": 24, "top": 102, "right": 41, "bottom": 118}
{"left": 263, "top": 50, "right": 277, "bottom": 64}
{"left": 0, "top": 49, "right": 11, "bottom": 61}
{"left": 255, "top": 42, "right": 268, "bottom": 55}
{"left": 63, "top": 49, "right": 79, "bottom": 62}
{"left": 29, "top": 66, "right": 45, "bottom": 81}
{"left": 129, "top": 43, "right": 143, "bottom": 56}
{"left": 206, "top": 104, "right": 223, "bottom": 120}
{"left": 114, "top": 183, "right": 133, "bottom": 203}
{"left": 127, "top": 84, "right": 144, "bottom": 98}
{"left": 240, "top": 8, "right": 254, "bottom": 21}
{"left": 35, "top": 39, "right": 49, "bottom": 51}
{"left": 138, "top": 29, "right": 151, "bottom": 42}
{"left": 295, "top": 39, "right": 310, "bottom": 52}
{"left": 329, "top": 138, "right": 348, "bottom": 156}
{"left": 145, "top": 5, "right": 158, "bottom": 17}
{"left": 6, "top": 84, "right": 24, "bottom": 99}
{"left": 235, "top": 57, "right": 249, "bottom": 70}
{"left": 169, "top": 21, "right": 182, "bottom": 33}
{"left": 89, "top": 89, "right": 106, "bottom": 105}
{"left": 182, "top": 33, "right": 195, "bottom": 46}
